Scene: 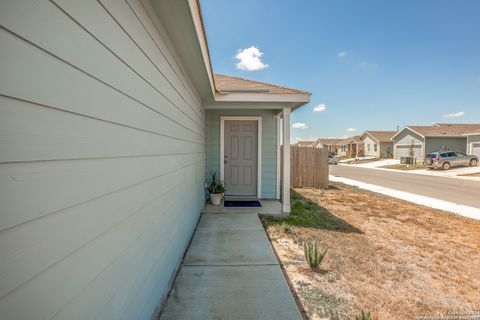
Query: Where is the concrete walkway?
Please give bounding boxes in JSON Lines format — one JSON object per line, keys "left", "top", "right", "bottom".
{"left": 160, "top": 213, "right": 302, "bottom": 320}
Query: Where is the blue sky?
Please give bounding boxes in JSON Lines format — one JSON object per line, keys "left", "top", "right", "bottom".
{"left": 200, "top": 0, "right": 480, "bottom": 142}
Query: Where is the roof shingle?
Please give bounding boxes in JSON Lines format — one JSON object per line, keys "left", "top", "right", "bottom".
{"left": 362, "top": 131, "right": 397, "bottom": 142}
{"left": 317, "top": 138, "right": 344, "bottom": 145}
{"left": 214, "top": 74, "right": 310, "bottom": 94}
{"left": 406, "top": 124, "right": 480, "bottom": 137}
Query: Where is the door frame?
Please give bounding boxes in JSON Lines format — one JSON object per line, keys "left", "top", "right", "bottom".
{"left": 220, "top": 116, "right": 262, "bottom": 198}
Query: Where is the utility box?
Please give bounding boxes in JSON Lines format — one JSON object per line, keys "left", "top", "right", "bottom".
{"left": 400, "top": 157, "right": 415, "bottom": 165}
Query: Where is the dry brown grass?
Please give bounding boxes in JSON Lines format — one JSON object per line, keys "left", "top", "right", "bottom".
{"left": 380, "top": 163, "right": 425, "bottom": 170}
{"left": 262, "top": 184, "right": 480, "bottom": 320}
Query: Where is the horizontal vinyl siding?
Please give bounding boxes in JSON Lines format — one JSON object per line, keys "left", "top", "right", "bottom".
{"left": 393, "top": 129, "right": 424, "bottom": 159}
{"left": 363, "top": 136, "right": 378, "bottom": 157}
{"left": 425, "top": 137, "right": 467, "bottom": 154}
{"left": 207, "top": 109, "right": 278, "bottom": 199}
{"left": 393, "top": 129, "right": 424, "bottom": 146}
{"left": 0, "top": 1, "right": 206, "bottom": 319}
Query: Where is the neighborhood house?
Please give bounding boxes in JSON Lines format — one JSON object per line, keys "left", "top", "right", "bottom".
{"left": 360, "top": 131, "right": 396, "bottom": 158}
{"left": 336, "top": 136, "right": 364, "bottom": 158}
{"left": 392, "top": 124, "right": 480, "bottom": 160}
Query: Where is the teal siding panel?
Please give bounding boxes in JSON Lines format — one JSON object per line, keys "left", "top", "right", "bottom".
{"left": 207, "top": 109, "right": 278, "bottom": 199}
{"left": 0, "top": 1, "right": 206, "bottom": 320}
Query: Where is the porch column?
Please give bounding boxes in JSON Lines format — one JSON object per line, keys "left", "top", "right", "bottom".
{"left": 282, "top": 107, "right": 291, "bottom": 213}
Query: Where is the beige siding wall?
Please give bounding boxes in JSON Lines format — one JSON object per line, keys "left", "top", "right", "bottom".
{"left": 0, "top": 1, "right": 206, "bottom": 319}
{"left": 363, "top": 136, "right": 379, "bottom": 157}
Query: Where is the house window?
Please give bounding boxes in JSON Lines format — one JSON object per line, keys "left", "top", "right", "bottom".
{"left": 367, "top": 144, "right": 371, "bottom": 152}
{"left": 374, "top": 144, "right": 377, "bottom": 152}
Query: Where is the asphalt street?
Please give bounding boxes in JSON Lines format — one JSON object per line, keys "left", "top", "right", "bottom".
{"left": 330, "top": 165, "right": 480, "bottom": 208}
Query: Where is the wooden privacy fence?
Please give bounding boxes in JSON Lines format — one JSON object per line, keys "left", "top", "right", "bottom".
{"left": 289, "top": 146, "right": 329, "bottom": 188}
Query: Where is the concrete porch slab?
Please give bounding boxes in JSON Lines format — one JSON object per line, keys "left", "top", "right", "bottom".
{"left": 160, "top": 265, "right": 302, "bottom": 320}
{"left": 203, "top": 200, "right": 285, "bottom": 216}
{"left": 195, "top": 213, "right": 264, "bottom": 231}
{"left": 159, "top": 212, "right": 302, "bottom": 320}
{"left": 184, "top": 214, "right": 277, "bottom": 266}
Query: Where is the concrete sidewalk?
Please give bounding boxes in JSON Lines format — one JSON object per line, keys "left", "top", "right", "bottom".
{"left": 160, "top": 213, "right": 302, "bottom": 320}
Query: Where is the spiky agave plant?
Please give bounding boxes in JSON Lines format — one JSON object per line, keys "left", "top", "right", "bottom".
{"left": 355, "top": 310, "right": 372, "bottom": 320}
{"left": 303, "top": 240, "right": 327, "bottom": 270}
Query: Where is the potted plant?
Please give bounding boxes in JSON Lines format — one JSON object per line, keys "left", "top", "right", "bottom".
{"left": 206, "top": 172, "right": 225, "bottom": 205}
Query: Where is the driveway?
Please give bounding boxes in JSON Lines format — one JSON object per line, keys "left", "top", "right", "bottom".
{"left": 330, "top": 165, "right": 480, "bottom": 208}
{"left": 160, "top": 213, "right": 302, "bottom": 320}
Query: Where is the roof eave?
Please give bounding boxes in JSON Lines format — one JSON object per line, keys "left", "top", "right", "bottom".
{"left": 214, "top": 92, "right": 311, "bottom": 103}
{"left": 391, "top": 126, "right": 425, "bottom": 140}
{"left": 213, "top": 92, "right": 311, "bottom": 111}
{"left": 150, "top": 0, "right": 216, "bottom": 101}
{"left": 361, "top": 131, "right": 379, "bottom": 143}
{"left": 425, "top": 135, "right": 469, "bottom": 138}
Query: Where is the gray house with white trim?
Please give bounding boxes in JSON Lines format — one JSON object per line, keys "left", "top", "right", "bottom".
{"left": 0, "top": 1, "right": 310, "bottom": 319}
{"left": 392, "top": 124, "right": 480, "bottom": 160}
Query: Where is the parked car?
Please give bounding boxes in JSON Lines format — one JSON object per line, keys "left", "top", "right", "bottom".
{"left": 328, "top": 154, "right": 339, "bottom": 165}
{"left": 424, "top": 151, "right": 478, "bottom": 170}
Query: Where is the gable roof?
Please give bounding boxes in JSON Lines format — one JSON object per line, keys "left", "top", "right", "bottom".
{"left": 403, "top": 124, "right": 480, "bottom": 137}
{"left": 295, "top": 140, "right": 318, "bottom": 147}
{"left": 338, "top": 136, "right": 362, "bottom": 145}
{"left": 362, "top": 131, "right": 397, "bottom": 142}
{"left": 214, "top": 74, "right": 310, "bottom": 94}
{"left": 317, "top": 138, "right": 343, "bottom": 145}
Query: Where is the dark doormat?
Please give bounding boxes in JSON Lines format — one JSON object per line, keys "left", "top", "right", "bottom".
{"left": 224, "top": 200, "right": 262, "bottom": 207}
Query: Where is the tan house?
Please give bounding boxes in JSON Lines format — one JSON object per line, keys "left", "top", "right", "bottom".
{"left": 360, "top": 131, "right": 397, "bottom": 158}
{"left": 317, "top": 138, "right": 343, "bottom": 155}
{"left": 337, "top": 136, "right": 364, "bottom": 157}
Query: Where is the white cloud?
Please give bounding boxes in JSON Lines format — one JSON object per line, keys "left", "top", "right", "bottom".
{"left": 313, "top": 103, "right": 327, "bottom": 112}
{"left": 346, "top": 128, "right": 357, "bottom": 132}
{"left": 292, "top": 122, "right": 308, "bottom": 129}
{"left": 443, "top": 111, "right": 465, "bottom": 118}
{"left": 235, "top": 46, "right": 268, "bottom": 71}
{"left": 337, "top": 51, "right": 347, "bottom": 58}
{"left": 358, "top": 61, "right": 378, "bottom": 69}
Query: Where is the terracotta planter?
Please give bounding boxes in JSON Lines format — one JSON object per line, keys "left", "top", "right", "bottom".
{"left": 210, "top": 193, "right": 222, "bottom": 205}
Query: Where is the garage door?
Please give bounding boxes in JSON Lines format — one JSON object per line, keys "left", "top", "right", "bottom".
{"left": 395, "top": 145, "right": 422, "bottom": 160}
{"left": 472, "top": 143, "right": 480, "bottom": 157}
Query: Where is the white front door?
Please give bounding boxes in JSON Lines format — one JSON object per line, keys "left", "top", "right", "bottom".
{"left": 224, "top": 120, "right": 258, "bottom": 196}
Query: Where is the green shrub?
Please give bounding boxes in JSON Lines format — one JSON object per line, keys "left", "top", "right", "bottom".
{"left": 303, "top": 240, "right": 327, "bottom": 270}
{"left": 355, "top": 310, "right": 372, "bottom": 320}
